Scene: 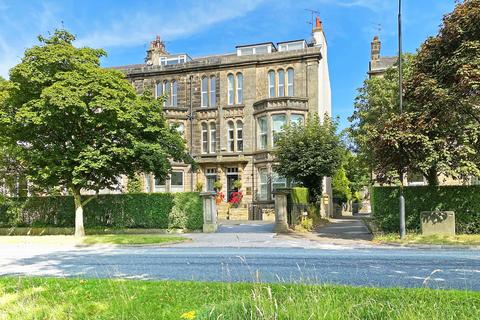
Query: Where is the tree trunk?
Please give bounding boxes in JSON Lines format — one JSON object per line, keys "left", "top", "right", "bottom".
{"left": 72, "top": 189, "right": 85, "bottom": 237}
{"left": 426, "top": 167, "right": 439, "bottom": 186}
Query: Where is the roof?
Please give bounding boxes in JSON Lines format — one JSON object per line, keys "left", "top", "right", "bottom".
{"left": 235, "top": 42, "right": 276, "bottom": 49}
{"left": 370, "top": 56, "right": 397, "bottom": 72}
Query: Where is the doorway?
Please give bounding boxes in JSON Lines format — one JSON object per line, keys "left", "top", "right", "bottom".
{"left": 226, "top": 167, "right": 239, "bottom": 202}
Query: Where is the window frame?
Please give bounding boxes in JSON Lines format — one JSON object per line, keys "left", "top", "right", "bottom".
{"left": 209, "top": 122, "right": 216, "bottom": 154}
{"left": 236, "top": 73, "right": 243, "bottom": 104}
{"left": 227, "top": 74, "right": 234, "bottom": 105}
{"left": 201, "top": 76, "right": 208, "bottom": 107}
{"left": 277, "top": 69, "right": 285, "bottom": 97}
{"left": 209, "top": 76, "right": 216, "bottom": 107}
{"left": 268, "top": 70, "right": 275, "bottom": 98}
{"left": 287, "top": 68, "right": 294, "bottom": 96}
{"left": 258, "top": 116, "right": 268, "bottom": 150}
{"left": 201, "top": 122, "right": 208, "bottom": 154}
{"left": 236, "top": 120, "right": 243, "bottom": 152}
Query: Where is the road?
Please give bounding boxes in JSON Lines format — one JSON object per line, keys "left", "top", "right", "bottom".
{"left": 1, "top": 245, "right": 479, "bottom": 290}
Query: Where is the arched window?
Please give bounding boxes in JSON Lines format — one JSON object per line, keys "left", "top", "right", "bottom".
{"left": 201, "top": 76, "right": 208, "bottom": 107}
{"left": 236, "top": 120, "right": 243, "bottom": 152}
{"left": 268, "top": 70, "right": 275, "bottom": 98}
{"left": 201, "top": 123, "right": 208, "bottom": 153}
{"left": 227, "top": 121, "right": 235, "bottom": 152}
{"left": 277, "top": 70, "right": 285, "bottom": 97}
{"left": 236, "top": 73, "right": 243, "bottom": 104}
{"left": 171, "top": 80, "right": 177, "bottom": 106}
{"left": 287, "top": 68, "right": 294, "bottom": 96}
{"left": 227, "top": 74, "right": 234, "bottom": 105}
{"left": 209, "top": 122, "right": 216, "bottom": 154}
{"left": 164, "top": 81, "right": 170, "bottom": 106}
{"left": 156, "top": 82, "right": 163, "bottom": 98}
{"left": 210, "top": 76, "right": 216, "bottom": 107}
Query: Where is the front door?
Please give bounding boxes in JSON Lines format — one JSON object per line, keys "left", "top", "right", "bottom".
{"left": 226, "top": 174, "right": 239, "bottom": 202}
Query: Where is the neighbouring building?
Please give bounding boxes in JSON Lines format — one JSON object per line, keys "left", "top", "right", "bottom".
{"left": 114, "top": 17, "right": 333, "bottom": 217}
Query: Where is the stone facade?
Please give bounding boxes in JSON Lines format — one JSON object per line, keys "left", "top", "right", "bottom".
{"left": 114, "top": 19, "right": 332, "bottom": 216}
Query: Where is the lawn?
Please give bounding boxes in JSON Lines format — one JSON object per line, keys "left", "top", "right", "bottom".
{"left": 374, "top": 233, "right": 480, "bottom": 246}
{"left": 0, "top": 234, "right": 189, "bottom": 246}
{"left": 0, "top": 277, "right": 478, "bottom": 319}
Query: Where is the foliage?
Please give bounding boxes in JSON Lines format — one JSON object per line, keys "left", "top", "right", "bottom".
{"left": 232, "top": 179, "right": 242, "bottom": 190}
{"left": 0, "top": 192, "right": 203, "bottom": 230}
{"left": 1, "top": 277, "right": 479, "bottom": 320}
{"left": 291, "top": 187, "right": 309, "bottom": 204}
{"left": 332, "top": 167, "right": 351, "bottom": 204}
{"left": 351, "top": 1, "right": 480, "bottom": 185}
{"left": 126, "top": 174, "right": 143, "bottom": 193}
{"left": 371, "top": 186, "right": 480, "bottom": 234}
{"left": 274, "top": 114, "right": 343, "bottom": 202}
{"left": 343, "top": 151, "right": 371, "bottom": 194}
{"left": 299, "top": 217, "right": 314, "bottom": 231}
{"left": 213, "top": 180, "right": 222, "bottom": 191}
{"left": 194, "top": 181, "right": 204, "bottom": 192}
{"left": 0, "top": 30, "right": 192, "bottom": 235}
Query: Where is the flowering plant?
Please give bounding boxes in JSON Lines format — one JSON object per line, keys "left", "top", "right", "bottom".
{"left": 215, "top": 191, "right": 225, "bottom": 204}
{"left": 228, "top": 191, "right": 243, "bottom": 207}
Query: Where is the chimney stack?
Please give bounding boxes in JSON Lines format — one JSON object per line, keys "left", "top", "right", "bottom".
{"left": 371, "top": 35, "right": 381, "bottom": 61}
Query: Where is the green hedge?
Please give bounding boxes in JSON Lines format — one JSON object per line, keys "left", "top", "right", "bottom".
{"left": 291, "top": 187, "right": 309, "bottom": 204}
{"left": 372, "top": 186, "right": 480, "bottom": 234}
{"left": 0, "top": 192, "right": 203, "bottom": 230}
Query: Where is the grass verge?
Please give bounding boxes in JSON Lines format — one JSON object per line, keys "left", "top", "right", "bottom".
{"left": 374, "top": 233, "right": 480, "bottom": 246}
{"left": 0, "top": 234, "right": 189, "bottom": 246}
{"left": 0, "top": 277, "right": 478, "bottom": 319}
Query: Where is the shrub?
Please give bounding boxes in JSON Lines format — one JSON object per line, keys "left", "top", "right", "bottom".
{"left": 291, "top": 188, "right": 309, "bottom": 204}
{"left": 371, "top": 186, "right": 480, "bottom": 234}
{"left": 0, "top": 192, "right": 203, "bottom": 230}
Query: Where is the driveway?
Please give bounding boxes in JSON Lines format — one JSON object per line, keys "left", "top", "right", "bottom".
{"left": 1, "top": 245, "right": 479, "bottom": 290}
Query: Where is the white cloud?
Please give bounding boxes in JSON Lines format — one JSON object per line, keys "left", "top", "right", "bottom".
{"left": 76, "top": 0, "right": 264, "bottom": 48}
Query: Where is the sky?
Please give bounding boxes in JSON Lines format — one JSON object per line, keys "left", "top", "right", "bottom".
{"left": 0, "top": 0, "right": 456, "bottom": 130}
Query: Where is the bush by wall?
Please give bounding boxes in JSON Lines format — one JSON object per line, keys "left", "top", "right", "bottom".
{"left": 0, "top": 192, "right": 203, "bottom": 230}
{"left": 371, "top": 186, "right": 480, "bottom": 234}
{"left": 291, "top": 187, "right": 309, "bottom": 204}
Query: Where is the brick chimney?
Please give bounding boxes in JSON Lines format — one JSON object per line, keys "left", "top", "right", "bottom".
{"left": 145, "top": 35, "right": 168, "bottom": 66}
{"left": 371, "top": 35, "right": 381, "bottom": 61}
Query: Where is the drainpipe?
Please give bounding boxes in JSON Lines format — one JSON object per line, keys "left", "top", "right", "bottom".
{"left": 189, "top": 75, "right": 194, "bottom": 191}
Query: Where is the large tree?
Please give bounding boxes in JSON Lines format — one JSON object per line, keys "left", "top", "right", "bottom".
{"left": 274, "top": 114, "right": 343, "bottom": 202}
{"left": 0, "top": 30, "right": 192, "bottom": 236}
{"left": 406, "top": 0, "right": 480, "bottom": 181}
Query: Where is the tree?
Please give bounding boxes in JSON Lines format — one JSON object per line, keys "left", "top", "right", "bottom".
{"left": 332, "top": 167, "right": 351, "bottom": 204}
{"left": 0, "top": 30, "right": 192, "bottom": 236}
{"left": 274, "top": 114, "right": 343, "bottom": 202}
{"left": 406, "top": 0, "right": 480, "bottom": 181}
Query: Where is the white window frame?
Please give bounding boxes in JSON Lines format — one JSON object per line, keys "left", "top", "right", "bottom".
{"left": 236, "top": 120, "right": 243, "bottom": 152}
{"left": 258, "top": 168, "right": 268, "bottom": 201}
{"left": 236, "top": 73, "right": 243, "bottom": 104}
{"left": 170, "top": 171, "right": 184, "bottom": 193}
{"left": 201, "top": 123, "right": 208, "bottom": 154}
{"left": 227, "top": 74, "right": 234, "bottom": 105}
{"left": 287, "top": 68, "right": 294, "bottom": 96}
{"left": 258, "top": 116, "right": 268, "bottom": 150}
{"left": 209, "top": 122, "right": 216, "bottom": 154}
{"left": 268, "top": 70, "right": 275, "bottom": 98}
{"left": 201, "top": 76, "right": 208, "bottom": 107}
{"left": 210, "top": 76, "right": 216, "bottom": 107}
{"left": 277, "top": 70, "right": 285, "bottom": 97}
{"left": 227, "top": 121, "right": 235, "bottom": 152}
{"left": 272, "top": 113, "right": 287, "bottom": 147}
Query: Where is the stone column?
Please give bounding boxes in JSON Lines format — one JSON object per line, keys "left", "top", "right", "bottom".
{"left": 273, "top": 188, "right": 290, "bottom": 233}
{"left": 201, "top": 191, "right": 218, "bottom": 233}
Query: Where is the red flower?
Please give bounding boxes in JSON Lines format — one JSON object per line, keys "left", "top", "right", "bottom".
{"left": 228, "top": 191, "right": 243, "bottom": 205}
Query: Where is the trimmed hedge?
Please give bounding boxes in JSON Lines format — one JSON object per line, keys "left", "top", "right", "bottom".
{"left": 291, "top": 187, "right": 309, "bottom": 204}
{"left": 372, "top": 186, "right": 480, "bottom": 234}
{"left": 0, "top": 192, "right": 203, "bottom": 230}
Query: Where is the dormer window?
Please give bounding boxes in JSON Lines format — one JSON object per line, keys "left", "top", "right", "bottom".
{"left": 236, "top": 43, "right": 276, "bottom": 56}
{"left": 277, "top": 40, "right": 307, "bottom": 52}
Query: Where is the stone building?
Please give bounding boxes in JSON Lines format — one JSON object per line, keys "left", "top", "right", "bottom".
{"left": 115, "top": 17, "right": 333, "bottom": 217}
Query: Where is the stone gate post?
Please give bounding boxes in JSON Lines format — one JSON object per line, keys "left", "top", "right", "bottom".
{"left": 273, "top": 188, "right": 290, "bottom": 233}
{"left": 201, "top": 191, "right": 217, "bottom": 233}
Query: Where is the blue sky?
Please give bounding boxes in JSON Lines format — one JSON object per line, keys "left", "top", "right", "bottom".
{"left": 0, "top": 0, "right": 456, "bottom": 130}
